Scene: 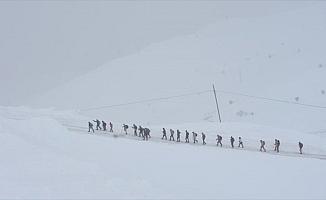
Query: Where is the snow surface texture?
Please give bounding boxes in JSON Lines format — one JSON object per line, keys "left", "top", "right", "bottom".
{"left": 2, "top": 4, "right": 326, "bottom": 199}
{"left": 30, "top": 5, "right": 326, "bottom": 134}
{"left": 0, "top": 106, "right": 326, "bottom": 199}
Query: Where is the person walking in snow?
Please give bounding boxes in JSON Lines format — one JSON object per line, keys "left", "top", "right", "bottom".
{"left": 299, "top": 141, "right": 303, "bottom": 154}
{"left": 192, "top": 132, "right": 198, "bottom": 144}
{"left": 123, "top": 124, "right": 129, "bottom": 135}
{"left": 185, "top": 130, "right": 190, "bottom": 143}
{"left": 147, "top": 128, "right": 151, "bottom": 138}
{"left": 274, "top": 139, "right": 280, "bottom": 152}
{"left": 275, "top": 139, "right": 280, "bottom": 153}
{"left": 216, "top": 134, "right": 222, "bottom": 147}
{"left": 176, "top": 129, "right": 181, "bottom": 142}
{"left": 102, "top": 121, "right": 107, "bottom": 131}
{"left": 162, "top": 128, "right": 167, "bottom": 140}
{"left": 169, "top": 129, "right": 175, "bottom": 141}
{"left": 109, "top": 122, "right": 113, "bottom": 132}
{"left": 238, "top": 137, "right": 244, "bottom": 148}
{"left": 230, "top": 136, "right": 235, "bottom": 148}
{"left": 201, "top": 132, "right": 206, "bottom": 145}
{"left": 260, "top": 140, "right": 266, "bottom": 152}
{"left": 138, "top": 126, "right": 144, "bottom": 138}
{"left": 144, "top": 128, "right": 150, "bottom": 141}
{"left": 93, "top": 119, "right": 102, "bottom": 130}
{"left": 132, "top": 124, "right": 138, "bottom": 136}
{"left": 88, "top": 122, "right": 95, "bottom": 133}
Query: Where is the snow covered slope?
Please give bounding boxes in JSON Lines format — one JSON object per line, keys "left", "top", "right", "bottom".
{"left": 0, "top": 106, "right": 326, "bottom": 199}
{"left": 30, "top": 6, "right": 326, "bottom": 132}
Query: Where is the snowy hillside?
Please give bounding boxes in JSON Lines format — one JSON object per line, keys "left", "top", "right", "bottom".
{"left": 0, "top": 106, "right": 326, "bottom": 199}
{"left": 30, "top": 6, "right": 326, "bottom": 133}
{"left": 2, "top": 2, "right": 326, "bottom": 199}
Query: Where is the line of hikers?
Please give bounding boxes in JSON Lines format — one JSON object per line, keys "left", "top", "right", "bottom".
{"left": 88, "top": 120, "right": 151, "bottom": 140}
{"left": 162, "top": 129, "right": 246, "bottom": 148}
{"left": 88, "top": 119, "right": 113, "bottom": 132}
{"left": 125, "top": 123, "right": 151, "bottom": 141}
{"left": 216, "top": 135, "right": 244, "bottom": 148}
{"left": 88, "top": 121, "right": 304, "bottom": 154}
{"left": 161, "top": 128, "right": 303, "bottom": 154}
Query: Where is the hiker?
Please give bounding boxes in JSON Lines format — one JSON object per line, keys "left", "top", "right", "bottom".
{"left": 176, "top": 130, "right": 181, "bottom": 142}
{"left": 274, "top": 139, "right": 278, "bottom": 151}
{"left": 123, "top": 124, "right": 129, "bottom": 135}
{"left": 138, "top": 126, "right": 144, "bottom": 137}
{"left": 132, "top": 124, "right": 138, "bottom": 136}
{"left": 169, "top": 129, "right": 175, "bottom": 141}
{"left": 274, "top": 139, "right": 280, "bottom": 152}
{"left": 93, "top": 119, "right": 102, "bottom": 130}
{"left": 276, "top": 139, "right": 280, "bottom": 153}
{"left": 230, "top": 136, "right": 235, "bottom": 148}
{"left": 109, "top": 122, "right": 113, "bottom": 132}
{"left": 216, "top": 134, "right": 222, "bottom": 147}
{"left": 192, "top": 132, "right": 198, "bottom": 143}
{"left": 144, "top": 128, "right": 150, "bottom": 141}
{"left": 147, "top": 128, "right": 151, "bottom": 138}
{"left": 185, "top": 130, "right": 190, "bottom": 143}
{"left": 238, "top": 137, "right": 244, "bottom": 148}
{"left": 260, "top": 140, "right": 266, "bottom": 152}
{"left": 201, "top": 132, "right": 206, "bottom": 145}
{"left": 299, "top": 141, "right": 303, "bottom": 154}
{"left": 162, "top": 128, "right": 167, "bottom": 140}
{"left": 88, "top": 122, "right": 95, "bottom": 133}
{"left": 102, "top": 121, "right": 107, "bottom": 131}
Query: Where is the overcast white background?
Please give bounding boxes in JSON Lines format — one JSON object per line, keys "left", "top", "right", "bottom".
{"left": 0, "top": 1, "right": 314, "bottom": 106}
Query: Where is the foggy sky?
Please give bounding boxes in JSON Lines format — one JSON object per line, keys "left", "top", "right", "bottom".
{"left": 0, "top": 1, "right": 313, "bottom": 106}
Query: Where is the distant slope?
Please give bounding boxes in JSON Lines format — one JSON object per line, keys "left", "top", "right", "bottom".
{"left": 30, "top": 6, "right": 326, "bottom": 132}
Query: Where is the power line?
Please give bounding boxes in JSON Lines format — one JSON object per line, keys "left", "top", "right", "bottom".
{"left": 79, "top": 89, "right": 326, "bottom": 112}
{"left": 214, "top": 89, "right": 326, "bottom": 109}
{"left": 79, "top": 90, "right": 211, "bottom": 112}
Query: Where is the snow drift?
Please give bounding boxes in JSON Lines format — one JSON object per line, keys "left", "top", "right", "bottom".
{"left": 0, "top": 106, "right": 326, "bottom": 199}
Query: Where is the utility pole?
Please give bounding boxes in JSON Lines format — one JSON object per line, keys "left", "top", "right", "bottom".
{"left": 212, "top": 84, "right": 222, "bottom": 123}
